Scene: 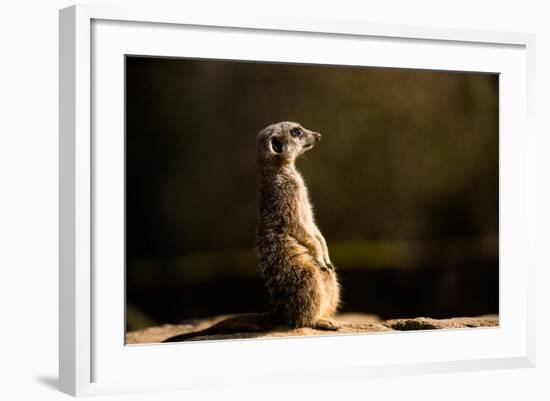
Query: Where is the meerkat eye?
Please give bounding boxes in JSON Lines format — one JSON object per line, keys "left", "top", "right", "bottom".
{"left": 290, "top": 127, "right": 303, "bottom": 138}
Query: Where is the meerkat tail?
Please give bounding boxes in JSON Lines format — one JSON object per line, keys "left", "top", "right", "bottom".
{"left": 161, "top": 312, "right": 279, "bottom": 343}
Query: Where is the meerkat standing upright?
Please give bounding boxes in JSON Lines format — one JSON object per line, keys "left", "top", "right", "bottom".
{"left": 163, "top": 122, "right": 340, "bottom": 342}
{"left": 256, "top": 121, "right": 341, "bottom": 330}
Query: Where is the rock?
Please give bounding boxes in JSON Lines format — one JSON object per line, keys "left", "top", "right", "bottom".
{"left": 126, "top": 313, "right": 498, "bottom": 345}
{"left": 385, "top": 316, "right": 499, "bottom": 331}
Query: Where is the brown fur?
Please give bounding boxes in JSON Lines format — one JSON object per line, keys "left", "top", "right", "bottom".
{"left": 163, "top": 122, "right": 340, "bottom": 343}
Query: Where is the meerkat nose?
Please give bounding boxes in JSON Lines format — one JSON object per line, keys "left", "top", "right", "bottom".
{"left": 313, "top": 132, "right": 321, "bottom": 142}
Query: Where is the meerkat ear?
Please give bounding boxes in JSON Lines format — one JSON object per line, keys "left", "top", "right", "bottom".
{"left": 270, "top": 137, "right": 284, "bottom": 154}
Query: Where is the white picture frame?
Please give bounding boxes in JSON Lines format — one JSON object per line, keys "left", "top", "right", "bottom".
{"left": 59, "top": 4, "right": 536, "bottom": 397}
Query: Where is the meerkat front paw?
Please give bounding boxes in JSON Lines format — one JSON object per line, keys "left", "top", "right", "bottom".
{"left": 317, "top": 261, "right": 332, "bottom": 273}
{"left": 318, "top": 262, "right": 336, "bottom": 273}
{"left": 314, "top": 257, "right": 329, "bottom": 270}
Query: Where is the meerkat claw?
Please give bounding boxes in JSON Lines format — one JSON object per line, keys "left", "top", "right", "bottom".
{"left": 319, "top": 264, "right": 331, "bottom": 273}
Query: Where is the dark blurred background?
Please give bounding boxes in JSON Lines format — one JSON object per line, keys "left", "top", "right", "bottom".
{"left": 125, "top": 56, "right": 499, "bottom": 331}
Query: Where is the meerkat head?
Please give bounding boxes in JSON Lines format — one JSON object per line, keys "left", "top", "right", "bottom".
{"left": 257, "top": 121, "right": 321, "bottom": 164}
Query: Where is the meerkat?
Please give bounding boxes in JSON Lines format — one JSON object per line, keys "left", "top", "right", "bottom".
{"left": 256, "top": 121, "right": 341, "bottom": 330}
{"left": 162, "top": 122, "right": 340, "bottom": 342}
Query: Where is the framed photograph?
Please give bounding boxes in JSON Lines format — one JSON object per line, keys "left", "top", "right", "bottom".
{"left": 59, "top": 4, "right": 536, "bottom": 396}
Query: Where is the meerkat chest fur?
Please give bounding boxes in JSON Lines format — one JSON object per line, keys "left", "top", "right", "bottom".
{"left": 258, "top": 165, "right": 313, "bottom": 236}
{"left": 289, "top": 168, "right": 316, "bottom": 232}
